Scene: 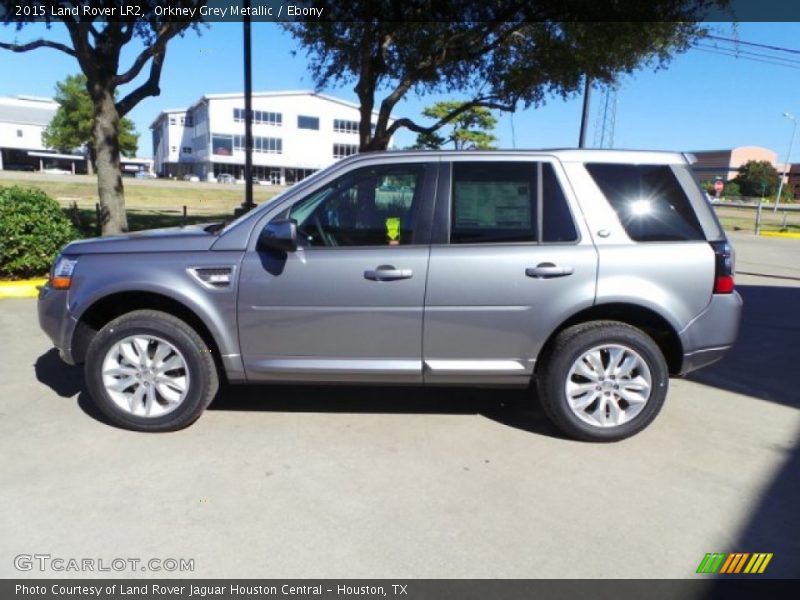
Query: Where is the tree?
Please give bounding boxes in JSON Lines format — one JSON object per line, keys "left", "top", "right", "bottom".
{"left": 722, "top": 181, "right": 741, "bottom": 198}
{"left": 412, "top": 101, "right": 497, "bottom": 150}
{"left": 284, "top": 1, "right": 730, "bottom": 152}
{"left": 2, "top": 2, "right": 205, "bottom": 234}
{"left": 733, "top": 160, "right": 782, "bottom": 198}
{"left": 43, "top": 74, "right": 139, "bottom": 174}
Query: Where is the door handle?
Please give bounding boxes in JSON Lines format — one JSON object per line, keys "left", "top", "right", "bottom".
{"left": 364, "top": 265, "right": 413, "bottom": 281}
{"left": 525, "top": 263, "right": 574, "bottom": 279}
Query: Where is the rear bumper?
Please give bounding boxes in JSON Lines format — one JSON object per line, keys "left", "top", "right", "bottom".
{"left": 677, "top": 291, "right": 743, "bottom": 375}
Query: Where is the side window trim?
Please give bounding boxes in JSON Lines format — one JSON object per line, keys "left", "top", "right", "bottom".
{"left": 536, "top": 162, "right": 544, "bottom": 244}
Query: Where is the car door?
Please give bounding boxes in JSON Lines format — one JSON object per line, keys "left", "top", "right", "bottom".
{"left": 423, "top": 158, "right": 598, "bottom": 385}
{"left": 238, "top": 161, "right": 438, "bottom": 383}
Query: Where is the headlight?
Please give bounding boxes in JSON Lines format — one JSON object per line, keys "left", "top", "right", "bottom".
{"left": 51, "top": 256, "right": 78, "bottom": 289}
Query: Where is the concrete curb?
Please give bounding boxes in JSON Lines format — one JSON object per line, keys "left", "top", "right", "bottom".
{"left": 0, "top": 278, "right": 47, "bottom": 299}
{"left": 760, "top": 231, "right": 800, "bottom": 240}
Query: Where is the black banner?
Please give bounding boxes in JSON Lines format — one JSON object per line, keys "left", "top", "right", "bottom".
{"left": 2, "top": 0, "right": 800, "bottom": 23}
{"left": 3, "top": 580, "right": 800, "bottom": 600}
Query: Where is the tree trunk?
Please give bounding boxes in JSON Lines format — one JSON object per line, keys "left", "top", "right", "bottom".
{"left": 92, "top": 89, "right": 127, "bottom": 235}
{"left": 356, "top": 86, "right": 375, "bottom": 152}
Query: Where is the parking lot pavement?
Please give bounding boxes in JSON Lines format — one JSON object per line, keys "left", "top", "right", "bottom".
{"left": 1, "top": 237, "right": 798, "bottom": 579}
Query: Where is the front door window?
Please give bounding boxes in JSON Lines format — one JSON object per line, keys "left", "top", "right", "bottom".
{"left": 288, "top": 166, "right": 423, "bottom": 247}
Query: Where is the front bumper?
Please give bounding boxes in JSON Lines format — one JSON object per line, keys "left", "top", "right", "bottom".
{"left": 37, "top": 284, "right": 79, "bottom": 365}
{"left": 677, "top": 291, "right": 743, "bottom": 375}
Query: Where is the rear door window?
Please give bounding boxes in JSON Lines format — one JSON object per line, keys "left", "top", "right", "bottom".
{"left": 450, "top": 162, "right": 577, "bottom": 244}
{"left": 585, "top": 163, "right": 705, "bottom": 241}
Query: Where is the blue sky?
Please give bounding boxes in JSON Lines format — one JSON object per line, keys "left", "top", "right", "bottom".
{"left": 2, "top": 21, "right": 800, "bottom": 159}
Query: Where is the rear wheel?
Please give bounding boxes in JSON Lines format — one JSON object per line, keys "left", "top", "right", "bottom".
{"left": 85, "top": 310, "right": 218, "bottom": 432}
{"left": 537, "top": 321, "right": 668, "bottom": 442}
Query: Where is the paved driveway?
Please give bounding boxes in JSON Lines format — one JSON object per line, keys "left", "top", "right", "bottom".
{"left": 0, "top": 232, "right": 797, "bottom": 579}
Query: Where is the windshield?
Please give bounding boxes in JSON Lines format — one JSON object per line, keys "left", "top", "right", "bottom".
{"left": 218, "top": 166, "right": 333, "bottom": 235}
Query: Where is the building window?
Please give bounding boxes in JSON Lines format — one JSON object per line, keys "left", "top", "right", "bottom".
{"left": 234, "top": 108, "right": 282, "bottom": 126}
{"left": 170, "top": 146, "right": 177, "bottom": 153}
{"left": 169, "top": 117, "right": 176, "bottom": 125}
{"left": 333, "top": 119, "right": 360, "bottom": 134}
{"left": 297, "top": 115, "right": 320, "bottom": 130}
{"left": 333, "top": 143, "right": 358, "bottom": 159}
{"left": 255, "top": 136, "right": 282, "bottom": 154}
{"left": 182, "top": 147, "right": 192, "bottom": 154}
{"left": 231, "top": 134, "right": 282, "bottom": 154}
{"left": 16, "top": 129, "right": 23, "bottom": 137}
{"left": 211, "top": 135, "right": 233, "bottom": 156}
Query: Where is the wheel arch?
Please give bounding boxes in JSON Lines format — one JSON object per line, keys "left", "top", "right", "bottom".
{"left": 71, "top": 291, "right": 225, "bottom": 377}
{"left": 536, "top": 303, "right": 684, "bottom": 376}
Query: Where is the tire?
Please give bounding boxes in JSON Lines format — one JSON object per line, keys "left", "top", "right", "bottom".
{"left": 536, "top": 321, "right": 668, "bottom": 442}
{"left": 84, "top": 309, "right": 219, "bottom": 432}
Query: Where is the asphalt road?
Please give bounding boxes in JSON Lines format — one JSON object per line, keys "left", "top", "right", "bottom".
{"left": 0, "top": 232, "right": 798, "bottom": 579}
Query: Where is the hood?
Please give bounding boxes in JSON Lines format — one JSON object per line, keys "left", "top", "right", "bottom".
{"left": 62, "top": 224, "right": 220, "bottom": 255}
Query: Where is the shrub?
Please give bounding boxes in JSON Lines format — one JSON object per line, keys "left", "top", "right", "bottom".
{"left": 0, "top": 186, "right": 79, "bottom": 279}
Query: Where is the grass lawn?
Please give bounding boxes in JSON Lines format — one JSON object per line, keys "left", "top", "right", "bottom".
{"left": 714, "top": 205, "right": 800, "bottom": 234}
{"left": 0, "top": 172, "right": 284, "bottom": 232}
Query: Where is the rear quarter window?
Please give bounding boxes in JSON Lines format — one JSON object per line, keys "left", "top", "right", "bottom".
{"left": 585, "top": 163, "right": 705, "bottom": 242}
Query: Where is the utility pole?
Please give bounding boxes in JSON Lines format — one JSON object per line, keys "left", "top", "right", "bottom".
{"left": 236, "top": 0, "right": 255, "bottom": 216}
{"left": 578, "top": 76, "right": 592, "bottom": 148}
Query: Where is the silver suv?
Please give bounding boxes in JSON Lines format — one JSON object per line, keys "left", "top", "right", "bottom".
{"left": 38, "top": 150, "right": 742, "bottom": 441}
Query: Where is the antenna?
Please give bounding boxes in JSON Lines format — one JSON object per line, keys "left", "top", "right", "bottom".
{"left": 593, "top": 84, "right": 618, "bottom": 149}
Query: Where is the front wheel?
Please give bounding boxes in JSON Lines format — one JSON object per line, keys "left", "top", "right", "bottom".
{"left": 536, "top": 321, "right": 668, "bottom": 442}
{"left": 84, "top": 310, "right": 219, "bottom": 432}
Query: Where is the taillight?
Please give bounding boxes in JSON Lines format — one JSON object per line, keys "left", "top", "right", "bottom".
{"left": 710, "top": 241, "right": 734, "bottom": 294}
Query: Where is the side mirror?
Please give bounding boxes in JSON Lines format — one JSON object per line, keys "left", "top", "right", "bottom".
{"left": 257, "top": 218, "right": 298, "bottom": 253}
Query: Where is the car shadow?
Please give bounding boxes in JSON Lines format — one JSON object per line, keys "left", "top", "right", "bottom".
{"left": 689, "top": 283, "right": 800, "bottom": 580}
{"left": 34, "top": 348, "right": 84, "bottom": 398}
{"left": 688, "top": 284, "right": 800, "bottom": 410}
{"left": 208, "top": 381, "right": 563, "bottom": 438}
{"left": 34, "top": 348, "right": 110, "bottom": 424}
{"left": 33, "top": 348, "right": 561, "bottom": 438}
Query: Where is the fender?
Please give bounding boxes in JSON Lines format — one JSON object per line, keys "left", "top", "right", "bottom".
{"left": 66, "top": 250, "right": 246, "bottom": 380}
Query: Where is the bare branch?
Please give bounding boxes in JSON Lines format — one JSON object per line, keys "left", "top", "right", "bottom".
{"left": 113, "top": 24, "right": 175, "bottom": 86}
{"left": 0, "top": 39, "right": 75, "bottom": 56}
{"left": 115, "top": 45, "right": 168, "bottom": 117}
{"left": 386, "top": 98, "right": 517, "bottom": 138}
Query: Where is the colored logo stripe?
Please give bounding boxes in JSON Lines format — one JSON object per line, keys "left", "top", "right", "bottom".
{"left": 697, "top": 553, "right": 727, "bottom": 573}
{"left": 720, "top": 553, "right": 748, "bottom": 573}
{"left": 744, "top": 553, "right": 773, "bottom": 574}
{"left": 697, "top": 552, "right": 773, "bottom": 574}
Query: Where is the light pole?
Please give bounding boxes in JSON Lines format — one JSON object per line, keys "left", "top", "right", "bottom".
{"left": 774, "top": 112, "right": 797, "bottom": 213}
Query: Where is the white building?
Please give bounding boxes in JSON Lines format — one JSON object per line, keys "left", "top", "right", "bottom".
{"left": 0, "top": 95, "right": 153, "bottom": 175}
{"left": 150, "top": 91, "right": 391, "bottom": 184}
{"left": 0, "top": 96, "right": 66, "bottom": 171}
